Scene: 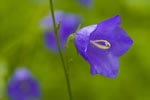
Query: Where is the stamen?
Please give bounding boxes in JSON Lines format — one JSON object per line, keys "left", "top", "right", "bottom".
{"left": 90, "top": 40, "right": 111, "bottom": 50}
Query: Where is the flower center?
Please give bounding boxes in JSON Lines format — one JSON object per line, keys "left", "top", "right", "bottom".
{"left": 90, "top": 40, "right": 111, "bottom": 50}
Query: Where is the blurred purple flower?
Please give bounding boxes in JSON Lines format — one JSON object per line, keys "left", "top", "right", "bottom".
{"left": 40, "top": 11, "right": 81, "bottom": 52}
{"left": 77, "top": 0, "right": 92, "bottom": 8}
{"left": 75, "top": 15, "right": 133, "bottom": 78}
{"left": 7, "top": 67, "right": 40, "bottom": 100}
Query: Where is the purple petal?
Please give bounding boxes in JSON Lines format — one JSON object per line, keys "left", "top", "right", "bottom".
{"left": 77, "top": 0, "right": 92, "bottom": 8}
{"left": 109, "top": 27, "right": 133, "bottom": 56}
{"left": 87, "top": 43, "right": 119, "bottom": 77}
{"left": 43, "top": 12, "right": 81, "bottom": 52}
{"left": 40, "top": 11, "right": 64, "bottom": 30}
{"left": 75, "top": 25, "right": 97, "bottom": 60}
{"left": 89, "top": 15, "right": 133, "bottom": 56}
{"left": 12, "top": 68, "right": 31, "bottom": 80}
{"left": 59, "top": 14, "right": 80, "bottom": 39}
{"left": 97, "top": 15, "right": 121, "bottom": 32}
{"left": 44, "top": 31, "right": 58, "bottom": 52}
{"left": 44, "top": 31, "right": 66, "bottom": 52}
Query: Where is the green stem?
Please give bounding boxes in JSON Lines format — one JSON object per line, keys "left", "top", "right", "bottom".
{"left": 49, "top": 0, "right": 73, "bottom": 100}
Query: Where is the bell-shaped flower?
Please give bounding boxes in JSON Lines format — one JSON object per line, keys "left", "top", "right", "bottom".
{"left": 40, "top": 11, "right": 81, "bottom": 52}
{"left": 7, "top": 67, "right": 41, "bottom": 100}
{"left": 75, "top": 15, "right": 133, "bottom": 78}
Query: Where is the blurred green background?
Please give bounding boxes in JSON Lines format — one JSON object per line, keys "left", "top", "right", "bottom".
{"left": 0, "top": 0, "right": 150, "bottom": 100}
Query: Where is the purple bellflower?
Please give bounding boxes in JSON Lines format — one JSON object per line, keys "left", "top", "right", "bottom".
{"left": 75, "top": 15, "right": 133, "bottom": 78}
{"left": 7, "top": 67, "right": 40, "bottom": 100}
{"left": 77, "top": 0, "right": 92, "bottom": 8}
{"left": 40, "top": 11, "right": 80, "bottom": 52}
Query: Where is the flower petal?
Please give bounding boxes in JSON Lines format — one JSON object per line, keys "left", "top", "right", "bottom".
{"left": 97, "top": 15, "right": 121, "bottom": 32}
{"left": 43, "top": 12, "right": 81, "bottom": 52}
{"left": 87, "top": 43, "right": 119, "bottom": 78}
{"left": 77, "top": 0, "right": 92, "bottom": 7}
{"left": 59, "top": 14, "right": 81, "bottom": 49}
{"left": 44, "top": 31, "right": 58, "bottom": 52}
{"left": 89, "top": 15, "right": 133, "bottom": 56}
{"left": 75, "top": 25, "right": 97, "bottom": 60}
{"left": 59, "top": 14, "right": 80, "bottom": 39}
{"left": 40, "top": 11, "right": 64, "bottom": 30}
{"left": 89, "top": 26, "right": 133, "bottom": 57}
{"left": 110, "top": 27, "right": 133, "bottom": 56}
{"left": 13, "top": 68, "right": 31, "bottom": 80}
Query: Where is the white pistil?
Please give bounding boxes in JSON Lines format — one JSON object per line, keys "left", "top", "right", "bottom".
{"left": 90, "top": 40, "right": 111, "bottom": 50}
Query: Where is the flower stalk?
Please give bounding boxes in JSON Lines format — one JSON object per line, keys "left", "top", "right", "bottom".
{"left": 49, "top": 0, "right": 73, "bottom": 100}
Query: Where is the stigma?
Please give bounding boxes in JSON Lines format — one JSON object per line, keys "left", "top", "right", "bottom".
{"left": 90, "top": 40, "right": 111, "bottom": 50}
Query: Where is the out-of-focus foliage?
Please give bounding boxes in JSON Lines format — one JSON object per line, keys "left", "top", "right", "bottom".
{"left": 0, "top": 0, "right": 150, "bottom": 100}
{"left": 0, "top": 61, "right": 8, "bottom": 100}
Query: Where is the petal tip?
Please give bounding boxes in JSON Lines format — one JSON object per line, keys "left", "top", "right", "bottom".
{"left": 90, "top": 66, "right": 118, "bottom": 78}
{"left": 114, "top": 14, "right": 120, "bottom": 18}
{"left": 112, "top": 14, "right": 121, "bottom": 25}
{"left": 97, "top": 14, "right": 121, "bottom": 31}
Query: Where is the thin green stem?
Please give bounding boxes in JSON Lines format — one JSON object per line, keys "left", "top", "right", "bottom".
{"left": 49, "top": 0, "right": 73, "bottom": 100}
